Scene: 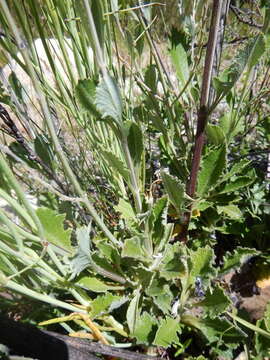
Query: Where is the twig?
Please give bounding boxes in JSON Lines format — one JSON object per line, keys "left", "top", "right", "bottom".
{"left": 230, "top": 5, "right": 263, "bottom": 29}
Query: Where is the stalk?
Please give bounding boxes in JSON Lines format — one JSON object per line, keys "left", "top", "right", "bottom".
{"left": 180, "top": 0, "right": 222, "bottom": 242}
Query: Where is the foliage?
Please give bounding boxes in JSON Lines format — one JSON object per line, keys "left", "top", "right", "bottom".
{"left": 0, "top": 0, "right": 270, "bottom": 358}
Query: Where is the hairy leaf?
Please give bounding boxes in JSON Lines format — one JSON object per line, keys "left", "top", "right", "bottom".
{"left": 36, "top": 207, "right": 72, "bottom": 253}
{"left": 161, "top": 171, "right": 185, "bottom": 214}
{"left": 194, "top": 286, "right": 231, "bottom": 318}
{"left": 219, "top": 247, "right": 258, "bottom": 276}
{"left": 217, "top": 204, "right": 242, "bottom": 220}
{"left": 101, "top": 150, "right": 130, "bottom": 183}
{"left": 127, "top": 289, "right": 140, "bottom": 334}
{"left": 218, "top": 176, "right": 254, "bottom": 194}
{"left": 190, "top": 246, "right": 216, "bottom": 282}
{"left": 78, "top": 276, "right": 124, "bottom": 292}
{"left": 70, "top": 226, "right": 91, "bottom": 279}
{"left": 134, "top": 312, "right": 158, "bottom": 344}
{"left": 153, "top": 317, "right": 181, "bottom": 347}
{"left": 122, "top": 236, "right": 146, "bottom": 260}
{"left": 206, "top": 124, "right": 226, "bottom": 146}
{"left": 96, "top": 74, "right": 122, "bottom": 123}
{"left": 197, "top": 146, "right": 226, "bottom": 197}
{"left": 90, "top": 293, "right": 122, "bottom": 318}
{"left": 75, "top": 79, "right": 99, "bottom": 116}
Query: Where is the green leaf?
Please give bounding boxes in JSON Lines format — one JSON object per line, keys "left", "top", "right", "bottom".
{"left": 152, "top": 286, "right": 174, "bottom": 315}
{"left": 194, "top": 286, "right": 231, "bottom": 318}
{"left": 161, "top": 171, "right": 185, "bottom": 214}
{"left": 127, "top": 289, "right": 140, "bottom": 334}
{"left": 153, "top": 317, "right": 181, "bottom": 347}
{"left": 221, "top": 159, "right": 250, "bottom": 182}
{"left": 96, "top": 241, "right": 120, "bottom": 266}
{"left": 101, "top": 150, "right": 130, "bottom": 183}
{"left": 170, "top": 43, "right": 189, "bottom": 89}
{"left": 75, "top": 79, "right": 99, "bottom": 116}
{"left": 247, "top": 34, "right": 266, "bottom": 71}
{"left": 78, "top": 276, "right": 124, "bottom": 292}
{"left": 36, "top": 207, "right": 72, "bottom": 253}
{"left": 214, "top": 35, "right": 266, "bottom": 101}
{"left": 190, "top": 246, "right": 216, "bottom": 282}
{"left": 219, "top": 247, "right": 258, "bottom": 276}
{"left": 95, "top": 74, "right": 122, "bottom": 123}
{"left": 125, "top": 121, "right": 144, "bottom": 167}
{"left": 182, "top": 315, "right": 245, "bottom": 344}
{"left": 134, "top": 312, "right": 157, "bottom": 344}
{"left": 160, "top": 243, "right": 186, "bottom": 280}
{"left": 144, "top": 64, "right": 158, "bottom": 93}
{"left": 206, "top": 124, "right": 226, "bottom": 146}
{"left": 151, "top": 196, "right": 168, "bottom": 245}
{"left": 197, "top": 146, "right": 226, "bottom": 197}
{"left": 70, "top": 226, "right": 91, "bottom": 279}
{"left": 90, "top": 293, "right": 122, "bottom": 318}
{"left": 34, "top": 134, "right": 55, "bottom": 171}
{"left": 122, "top": 237, "right": 146, "bottom": 260}
{"left": 217, "top": 204, "right": 242, "bottom": 220}
{"left": 218, "top": 176, "right": 254, "bottom": 194}
{"left": 114, "top": 199, "right": 136, "bottom": 220}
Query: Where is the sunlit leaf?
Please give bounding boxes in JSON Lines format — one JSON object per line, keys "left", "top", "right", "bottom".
{"left": 153, "top": 317, "right": 181, "bottom": 347}
{"left": 96, "top": 74, "right": 122, "bottom": 123}
{"left": 197, "top": 146, "right": 226, "bottom": 197}
{"left": 36, "top": 207, "right": 72, "bottom": 253}
{"left": 161, "top": 171, "right": 185, "bottom": 214}
{"left": 127, "top": 289, "right": 140, "bottom": 334}
{"left": 134, "top": 312, "right": 158, "bottom": 344}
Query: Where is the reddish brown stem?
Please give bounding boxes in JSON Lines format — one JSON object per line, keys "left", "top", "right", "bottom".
{"left": 178, "top": 0, "right": 222, "bottom": 242}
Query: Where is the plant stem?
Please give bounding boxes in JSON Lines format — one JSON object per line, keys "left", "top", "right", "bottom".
{"left": 180, "top": 0, "right": 222, "bottom": 242}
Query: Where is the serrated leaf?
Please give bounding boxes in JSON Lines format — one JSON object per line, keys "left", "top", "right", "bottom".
{"left": 101, "top": 150, "right": 130, "bottom": 183}
{"left": 182, "top": 315, "right": 245, "bottom": 344}
{"left": 152, "top": 286, "right": 174, "bottom": 315}
{"left": 151, "top": 196, "right": 168, "bottom": 245}
{"left": 127, "top": 289, "right": 140, "bottom": 334}
{"left": 96, "top": 241, "right": 120, "bottom": 266}
{"left": 219, "top": 247, "right": 258, "bottom": 276}
{"left": 70, "top": 226, "right": 91, "bottom": 279}
{"left": 161, "top": 172, "right": 185, "bottom": 214}
{"left": 90, "top": 293, "right": 122, "bottom": 318}
{"left": 206, "top": 124, "right": 226, "bottom": 146}
{"left": 194, "top": 286, "right": 231, "bottom": 318}
{"left": 36, "top": 207, "right": 72, "bottom": 253}
{"left": 78, "top": 276, "right": 124, "bottom": 292}
{"left": 219, "top": 113, "right": 244, "bottom": 143}
{"left": 134, "top": 312, "right": 158, "bottom": 344}
{"left": 122, "top": 237, "right": 146, "bottom": 260}
{"left": 190, "top": 246, "right": 216, "bottom": 282}
{"left": 95, "top": 74, "right": 122, "bottom": 123}
{"left": 197, "top": 146, "right": 226, "bottom": 197}
{"left": 75, "top": 79, "right": 99, "bottom": 116}
{"left": 221, "top": 159, "right": 251, "bottom": 182}
{"left": 160, "top": 243, "right": 186, "bottom": 280}
{"left": 217, "top": 204, "right": 242, "bottom": 219}
{"left": 218, "top": 176, "right": 254, "bottom": 194}
{"left": 153, "top": 317, "right": 181, "bottom": 347}
{"left": 114, "top": 199, "right": 136, "bottom": 220}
